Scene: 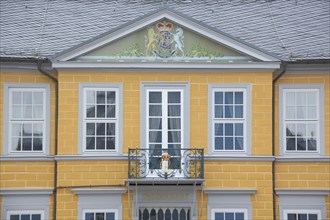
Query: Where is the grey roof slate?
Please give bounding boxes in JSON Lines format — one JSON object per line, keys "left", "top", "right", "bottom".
{"left": 0, "top": 0, "right": 329, "bottom": 61}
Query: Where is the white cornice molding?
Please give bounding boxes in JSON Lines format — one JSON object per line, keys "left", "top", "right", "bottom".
{"left": 52, "top": 61, "right": 280, "bottom": 69}
{"left": 0, "top": 156, "right": 54, "bottom": 161}
{"left": 72, "top": 188, "right": 127, "bottom": 195}
{"left": 275, "top": 156, "right": 330, "bottom": 162}
{"left": 204, "top": 188, "right": 257, "bottom": 195}
{"left": 204, "top": 155, "right": 275, "bottom": 161}
{"left": 54, "top": 155, "right": 127, "bottom": 161}
{"left": 275, "top": 189, "right": 330, "bottom": 196}
{"left": 0, "top": 188, "right": 54, "bottom": 196}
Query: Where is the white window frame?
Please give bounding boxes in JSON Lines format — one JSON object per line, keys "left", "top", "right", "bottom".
{"left": 208, "top": 84, "right": 251, "bottom": 155}
{"left": 78, "top": 83, "right": 123, "bottom": 155}
{"left": 3, "top": 83, "right": 50, "bottom": 156}
{"left": 140, "top": 82, "right": 190, "bottom": 177}
{"left": 83, "top": 209, "right": 118, "bottom": 220}
{"left": 283, "top": 209, "right": 321, "bottom": 220}
{"left": 279, "top": 84, "right": 325, "bottom": 156}
{"left": 211, "top": 208, "right": 247, "bottom": 220}
{"left": 6, "top": 210, "right": 44, "bottom": 220}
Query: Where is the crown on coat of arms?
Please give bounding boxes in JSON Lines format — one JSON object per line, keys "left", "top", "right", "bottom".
{"left": 156, "top": 21, "right": 173, "bottom": 31}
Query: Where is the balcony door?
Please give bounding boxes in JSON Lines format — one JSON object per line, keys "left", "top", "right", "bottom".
{"left": 146, "top": 89, "right": 184, "bottom": 177}
{"left": 139, "top": 207, "right": 191, "bottom": 220}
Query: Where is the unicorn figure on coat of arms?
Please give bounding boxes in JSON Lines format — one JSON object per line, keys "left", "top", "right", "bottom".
{"left": 145, "top": 21, "right": 185, "bottom": 59}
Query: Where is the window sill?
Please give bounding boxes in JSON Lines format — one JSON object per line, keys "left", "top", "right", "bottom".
{"left": 276, "top": 156, "right": 330, "bottom": 162}
{"left": 204, "top": 155, "right": 275, "bottom": 161}
{"left": 55, "top": 154, "right": 128, "bottom": 161}
{"left": 0, "top": 155, "right": 54, "bottom": 161}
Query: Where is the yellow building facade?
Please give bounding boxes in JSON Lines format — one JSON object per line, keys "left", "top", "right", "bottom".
{"left": 0, "top": 7, "right": 329, "bottom": 220}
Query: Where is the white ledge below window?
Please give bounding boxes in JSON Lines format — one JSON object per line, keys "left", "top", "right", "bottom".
{"left": 204, "top": 188, "right": 257, "bottom": 195}
{"left": 275, "top": 189, "right": 330, "bottom": 196}
{"left": 0, "top": 156, "right": 54, "bottom": 161}
{"left": 275, "top": 156, "right": 330, "bottom": 162}
{"left": 0, "top": 188, "right": 54, "bottom": 195}
{"left": 204, "top": 155, "right": 275, "bottom": 161}
{"left": 72, "top": 188, "right": 127, "bottom": 195}
{"left": 55, "top": 154, "right": 128, "bottom": 160}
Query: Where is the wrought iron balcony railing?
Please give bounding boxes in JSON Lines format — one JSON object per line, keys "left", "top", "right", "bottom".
{"left": 128, "top": 148, "right": 204, "bottom": 179}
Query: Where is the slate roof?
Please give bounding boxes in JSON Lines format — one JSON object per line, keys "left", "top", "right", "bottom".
{"left": 0, "top": 0, "right": 329, "bottom": 61}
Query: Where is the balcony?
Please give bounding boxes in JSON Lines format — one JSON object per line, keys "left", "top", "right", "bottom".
{"left": 128, "top": 148, "right": 204, "bottom": 184}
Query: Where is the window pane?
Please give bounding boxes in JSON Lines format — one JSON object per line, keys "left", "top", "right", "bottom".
{"left": 225, "top": 123, "right": 234, "bottom": 136}
{"left": 33, "top": 106, "right": 43, "bottom": 118}
{"left": 149, "top": 118, "right": 162, "bottom": 129}
{"left": 296, "top": 107, "right": 306, "bottom": 119}
{"left": 23, "top": 92, "right": 33, "bottom": 104}
{"left": 96, "top": 212, "right": 105, "bottom": 220}
{"left": 149, "top": 131, "right": 162, "bottom": 143}
{"left": 107, "top": 91, "right": 116, "bottom": 104}
{"left": 33, "top": 124, "right": 43, "bottom": 136}
{"left": 96, "top": 123, "right": 105, "bottom": 135}
{"left": 225, "top": 137, "right": 234, "bottom": 150}
{"left": 97, "top": 105, "right": 106, "bottom": 118}
{"left": 296, "top": 92, "right": 306, "bottom": 105}
{"left": 23, "top": 106, "right": 33, "bottom": 118}
{"left": 168, "top": 118, "right": 181, "bottom": 129}
{"left": 22, "top": 138, "right": 32, "bottom": 150}
{"left": 97, "top": 91, "right": 106, "bottom": 104}
{"left": 106, "top": 123, "right": 115, "bottom": 136}
{"left": 288, "top": 214, "right": 296, "bottom": 220}
{"left": 144, "top": 209, "right": 150, "bottom": 220}
{"left": 86, "top": 137, "right": 95, "bottom": 149}
{"left": 215, "top": 123, "right": 223, "bottom": 136}
{"left": 34, "top": 92, "right": 43, "bottom": 104}
{"left": 12, "top": 91, "right": 21, "bottom": 104}
{"left": 33, "top": 138, "right": 43, "bottom": 151}
{"left": 307, "top": 92, "right": 317, "bottom": 106}
{"left": 10, "top": 215, "right": 20, "bottom": 220}
{"left": 96, "top": 137, "right": 106, "bottom": 149}
{"left": 235, "top": 137, "right": 244, "bottom": 150}
{"left": 236, "top": 212, "right": 244, "bottom": 220}
{"left": 297, "top": 213, "right": 307, "bottom": 220}
{"left": 86, "top": 123, "right": 95, "bottom": 135}
{"left": 21, "top": 214, "right": 30, "bottom": 220}
{"left": 106, "top": 105, "right": 115, "bottom": 118}
{"left": 12, "top": 124, "right": 22, "bottom": 137}
{"left": 149, "top": 92, "right": 161, "bottom": 103}
{"left": 225, "top": 213, "right": 234, "bottom": 220}
{"left": 286, "top": 138, "right": 296, "bottom": 150}
{"left": 286, "top": 107, "right": 295, "bottom": 119}
{"left": 168, "top": 131, "right": 181, "bottom": 143}
{"left": 85, "top": 213, "right": 94, "bottom": 220}
{"left": 215, "top": 213, "right": 224, "bottom": 220}
{"left": 172, "top": 209, "right": 178, "bottom": 220}
{"left": 31, "top": 214, "right": 41, "bottom": 220}
{"left": 86, "top": 106, "right": 95, "bottom": 118}
{"left": 168, "top": 92, "right": 180, "bottom": 103}
{"left": 215, "top": 106, "right": 223, "bottom": 118}
{"left": 235, "top": 123, "right": 243, "bottom": 136}
{"left": 86, "top": 91, "right": 95, "bottom": 104}
{"left": 225, "top": 106, "right": 233, "bottom": 118}
{"left": 12, "top": 137, "right": 21, "bottom": 151}
{"left": 215, "top": 92, "right": 223, "bottom": 104}
{"left": 168, "top": 105, "right": 181, "bottom": 116}
{"left": 106, "top": 212, "right": 115, "bottom": 220}
{"left": 286, "top": 124, "right": 295, "bottom": 136}
{"left": 215, "top": 137, "right": 223, "bottom": 150}
{"left": 297, "top": 137, "right": 307, "bottom": 150}
{"left": 180, "top": 209, "right": 186, "bottom": 220}
{"left": 235, "top": 92, "right": 243, "bottom": 104}
{"left": 306, "top": 106, "right": 316, "bottom": 119}
{"left": 225, "top": 92, "right": 233, "bottom": 104}
{"left": 23, "top": 124, "right": 32, "bottom": 136}
{"left": 235, "top": 105, "right": 243, "bottom": 118}
{"left": 307, "top": 138, "right": 317, "bottom": 151}
{"left": 106, "top": 137, "right": 115, "bottom": 150}
{"left": 296, "top": 124, "right": 306, "bottom": 136}
{"left": 286, "top": 92, "right": 295, "bottom": 106}
{"left": 12, "top": 106, "right": 21, "bottom": 118}
{"left": 308, "top": 214, "right": 318, "bottom": 220}
{"left": 149, "top": 105, "right": 162, "bottom": 116}
{"left": 307, "top": 124, "right": 317, "bottom": 137}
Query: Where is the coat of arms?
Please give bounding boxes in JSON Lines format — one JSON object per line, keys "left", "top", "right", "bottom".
{"left": 145, "top": 21, "right": 184, "bottom": 58}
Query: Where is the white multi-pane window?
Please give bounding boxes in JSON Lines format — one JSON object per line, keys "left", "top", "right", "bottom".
{"left": 83, "top": 210, "right": 116, "bottom": 220}
{"left": 7, "top": 211, "right": 43, "bottom": 220}
{"left": 283, "top": 89, "right": 319, "bottom": 152}
{"left": 212, "top": 209, "right": 246, "bottom": 220}
{"left": 212, "top": 89, "right": 246, "bottom": 151}
{"left": 83, "top": 88, "right": 118, "bottom": 152}
{"left": 147, "top": 89, "right": 183, "bottom": 170}
{"left": 8, "top": 88, "right": 47, "bottom": 153}
{"left": 284, "top": 210, "right": 320, "bottom": 220}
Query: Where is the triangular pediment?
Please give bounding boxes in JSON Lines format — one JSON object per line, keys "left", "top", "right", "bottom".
{"left": 52, "top": 8, "right": 280, "bottom": 68}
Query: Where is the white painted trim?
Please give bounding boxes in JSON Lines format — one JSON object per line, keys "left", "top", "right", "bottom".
{"left": 275, "top": 189, "right": 330, "bottom": 196}
{"left": 52, "top": 9, "right": 279, "bottom": 62}
{"left": 52, "top": 61, "right": 281, "bottom": 69}
{"left": 211, "top": 208, "right": 248, "bottom": 220}
{"left": 0, "top": 156, "right": 54, "bottom": 161}
{"left": 204, "top": 188, "right": 256, "bottom": 195}
{"left": 0, "top": 188, "right": 54, "bottom": 195}
{"left": 72, "top": 188, "right": 127, "bottom": 195}
{"left": 126, "top": 178, "right": 204, "bottom": 185}
{"left": 275, "top": 156, "right": 330, "bottom": 162}
{"left": 204, "top": 155, "right": 275, "bottom": 161}
{"left": 55, "top": 155, "right": 127, "bottom": 161}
